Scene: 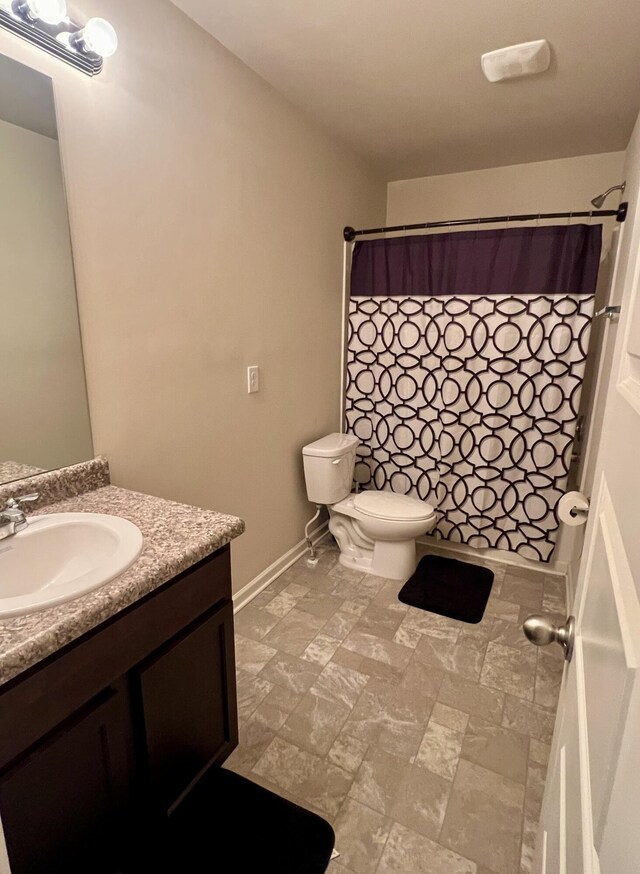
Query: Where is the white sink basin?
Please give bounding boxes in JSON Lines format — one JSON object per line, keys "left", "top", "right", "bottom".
{"left": 0, "top": 513, "right": 143, "bottom": 618}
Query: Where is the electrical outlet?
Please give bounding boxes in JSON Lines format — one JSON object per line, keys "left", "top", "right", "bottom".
{"left": 247, "top": 365, "right": 260, "bottom": 394}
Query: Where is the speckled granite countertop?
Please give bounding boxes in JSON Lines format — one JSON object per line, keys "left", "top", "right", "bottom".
{"left": 0, "top": 460, "right": 44, "bottom": 485}
{"left": 0, "top": 481, "right": 245, "bottom": 687}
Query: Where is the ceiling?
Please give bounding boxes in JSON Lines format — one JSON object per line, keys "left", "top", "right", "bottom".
{"left": 0, "top": 53, "right": 57, "bottom": 140}
{"left": 171, "top": 0, "right": 640, "bottom": 180}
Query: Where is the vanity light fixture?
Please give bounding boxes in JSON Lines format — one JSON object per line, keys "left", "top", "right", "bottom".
{"left": 15, "top": 0, "right": 67, "bottom": 25}
{"left": 0, "top": 0, "right": 117, "bottom": 75}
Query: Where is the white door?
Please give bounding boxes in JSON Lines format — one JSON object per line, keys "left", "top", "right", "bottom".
{"left": 533, "top": 188, "right": 640, "bottom": 873}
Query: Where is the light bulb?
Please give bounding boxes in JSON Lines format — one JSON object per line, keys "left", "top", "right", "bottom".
{"left": 23, "top": 0, "right": 67, "bottom": 24}
{"left": 77, "top": 17, "right": 118, "bottom": 57}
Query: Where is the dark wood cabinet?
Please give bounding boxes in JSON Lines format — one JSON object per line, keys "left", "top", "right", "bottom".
{"left": 0, "top": 546, "right": 237, "bottom": 874}
{"left": 136, "top": 602, "right": 236, "bottom": 813}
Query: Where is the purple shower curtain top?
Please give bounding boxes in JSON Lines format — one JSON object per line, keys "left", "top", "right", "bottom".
{"left": 350, "top": 224, "right": 602, "bottom": 298}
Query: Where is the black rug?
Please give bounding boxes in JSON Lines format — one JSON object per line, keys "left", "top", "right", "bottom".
{"left": 160, "top": 767, "right": 336, "bottom": 873}
{"left": 399, "top": 554, "right": 494, "bottom": 624}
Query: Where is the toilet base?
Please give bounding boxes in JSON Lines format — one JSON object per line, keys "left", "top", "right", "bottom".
{"left": 334, "top": 534, "right": 418, "bottom": 581}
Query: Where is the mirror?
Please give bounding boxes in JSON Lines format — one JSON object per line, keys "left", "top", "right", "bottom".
{"left": 0, "top": 53, "right": 93, "bottom": 486}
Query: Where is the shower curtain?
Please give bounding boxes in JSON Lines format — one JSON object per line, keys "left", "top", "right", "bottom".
{"left": 345, "top": 224, "right": 602, "bottom": 561}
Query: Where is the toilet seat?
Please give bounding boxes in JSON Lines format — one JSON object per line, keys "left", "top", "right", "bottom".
{"left": 353, "top": 491, "right": 434, "bottom": 522}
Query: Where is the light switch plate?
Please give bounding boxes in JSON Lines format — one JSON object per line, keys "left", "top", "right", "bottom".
{"left": 247, "top": 365, "right": 260, "bottom": 393}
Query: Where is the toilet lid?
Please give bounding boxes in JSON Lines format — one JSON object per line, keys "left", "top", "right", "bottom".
{"left": 354, "top": 491, "right": 435, "bottom": 522}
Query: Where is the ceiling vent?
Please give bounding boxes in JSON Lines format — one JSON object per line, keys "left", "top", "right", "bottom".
{"left": 481, "top": 39, "right": 551, "bottom": 83}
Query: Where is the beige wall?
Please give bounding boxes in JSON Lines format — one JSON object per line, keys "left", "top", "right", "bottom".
{"left": 0, "top": 1, "right": 385, "bottom": 592}
{"left": 387, "top": 152, "right": 626, "bottom": 239}
{"left": 0, "top": 118, "right": 92, "bottom": 474}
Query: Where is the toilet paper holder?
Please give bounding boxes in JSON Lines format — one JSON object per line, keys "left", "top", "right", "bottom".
{"left": 569, "top": 505, "right": 589, "bottom": 518}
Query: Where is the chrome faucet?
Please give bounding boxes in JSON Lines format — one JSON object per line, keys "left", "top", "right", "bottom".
{"left": 0, "top": 493, "right": 39, "bottom": 541}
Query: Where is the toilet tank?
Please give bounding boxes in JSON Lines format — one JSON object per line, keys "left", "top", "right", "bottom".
{"left": 302, "top": 433, "right": 359, "bottom": 505}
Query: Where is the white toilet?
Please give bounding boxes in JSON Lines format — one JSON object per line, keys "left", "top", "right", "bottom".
{"left": 302, "top": 433, "right": 437, "bottom": 580}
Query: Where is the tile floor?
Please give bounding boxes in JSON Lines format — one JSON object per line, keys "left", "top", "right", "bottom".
{"left": 224, "top": 541, "right": 566, "bottom": 874}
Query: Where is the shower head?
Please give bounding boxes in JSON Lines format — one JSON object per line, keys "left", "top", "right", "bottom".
{"left": 591, "top": 182, "right": 626, "bottom": 210}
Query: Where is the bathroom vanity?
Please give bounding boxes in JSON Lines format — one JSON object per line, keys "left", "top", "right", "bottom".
{"left": 0, "top": 459, "right": 245, "bottom": 873}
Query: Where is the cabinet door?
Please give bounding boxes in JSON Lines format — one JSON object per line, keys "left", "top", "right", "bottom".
{"left": 0, "top": 687, "right": 133, "bottom": 874}
{"left": 135, "top": 602, "right": 237, "bottom": 813}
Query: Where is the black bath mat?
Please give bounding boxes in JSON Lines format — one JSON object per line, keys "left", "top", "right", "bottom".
{"left": 399, "top": 554, "right": 494, "bottom": 624}
{"left": 159, "top": 767, "right": 335, "bottom": 873}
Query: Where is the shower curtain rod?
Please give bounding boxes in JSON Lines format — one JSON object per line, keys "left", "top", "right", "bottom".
{"left": 343, "top": 202, "right": 628, "bottom": 241}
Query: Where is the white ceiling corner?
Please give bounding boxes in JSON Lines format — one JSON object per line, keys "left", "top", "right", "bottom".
{"left": 170, "top": 0, "right": 640, "bottom": 180}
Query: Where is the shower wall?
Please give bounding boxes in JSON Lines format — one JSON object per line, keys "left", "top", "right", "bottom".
{"left": 385, "top": 151, "right": 626, "bottom": 574}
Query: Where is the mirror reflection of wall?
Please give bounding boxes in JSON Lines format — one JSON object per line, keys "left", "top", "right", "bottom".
{"left": 0, "top": 53, "right": 93, "bottom": 487}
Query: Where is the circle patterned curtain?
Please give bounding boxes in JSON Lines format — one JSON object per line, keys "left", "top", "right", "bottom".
{"left": 345, "top": 294, "right": 594, "bottom": 562}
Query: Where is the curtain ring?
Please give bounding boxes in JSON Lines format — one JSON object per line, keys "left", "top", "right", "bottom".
{"left": 567, "top": 211, "right": 573, "bottom": 225}
{"left": 589, "top": 210, "right": 593, "bottom": 226}
{"left": 536, "top": 213, "right": 541, "bottom": 227}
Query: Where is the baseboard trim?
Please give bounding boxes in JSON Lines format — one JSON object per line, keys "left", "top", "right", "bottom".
{"left": 415, "top": 536, "right": 567, "bottom": 579}
{"left": 233, "top": 522, "right": 330, "bottom": 613}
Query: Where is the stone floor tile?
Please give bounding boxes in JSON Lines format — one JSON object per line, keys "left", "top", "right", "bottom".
{"left": 393, "top": 624, "right": 422, "bottom": 649}
{"left": 502, "top": 695, "right": 556, "bottom": 743}
{"left": 328, "top": 733, "right": 369, "bottom": 774}
{"left": 377, "top": 822, "right": 477, "bottom": 874}
{"left": 303, "top": 632, "right": 343, "bottom": 667}
{"left": 349, "top": 745, "right": 408, "bottom": 815}
{"left": 400, "top": 610, "right": 461, "bottom": 641}
{"left": 370, "top": 580, "right": 409, "bottom": 614}
{"left": 528, "top": 738, "right": 551, "bottom": 767}
{"left": 280, "top": 691, "right": 351, "bottom": 756}
{"left": 461, "top": 716, "right": 529, "bottom": 783}
{"left": 356, "top": 605, "right": 404, "bottom": 641}
{"left": 333, "top": 798, "right": 391, "bottom": 874}
{"left": 440, "top": 759, "right": 525, "bottom": 874}
{"left": 391, "top": 764, "right": 452, "bottom": 840}
{"left": 250, "top": 700, "right": 289, "bottom": 731}
{"left": 500, "top": 576, "right": 544, "bottom": 610}
{"left": 259, "top": 651, "right": 322, "bottom": 694}
{"left": 343, "top": 677, "right": 434, "bottom": 759}
{"left": 263, "top": 591, "right": 299, "bottom": 618}
{"left": 484, "top": 597, "right": 521, "bottom": 622}
{"left": 534, "top": 648, "right": 564, "bottom": 709}
{"left": 342, "top": 598, "right": 370, "bottom": 616}
{"left": 261, "top": 682, "right": 302, "bottom": 713}
{"left": 480, "top": 641, "right": 536, "bottom": 701}
{"left": 401, "top": 659, "right": 445, "bottom": 700}
{"left": 489, "top": 618, "right": 530, "bottom": 652}
{"left": 439, "top": 672, "right": 505, "bottom": 724}
{"left": 524, "top": 760, "right": 547, "bottom": 821}
{"left": 414, "top": 630, "right": 486, "bottom": 681}
{"left": 520, "top": 813, "right": 537, "bottom": 874}
{"left": 327, "top": 861, "right": 359, "bottom": 874}
{"left": 236, "top": 669, "right": 273, "bottom": 719}
{"left": 357, "top": 656, "right": 406, "bottom": 685}
{"left": 342, "top": 630, "right": 413, "bottom": 670}
{"left": 253, "top": 737, "right": 352, "bottom": 818}
{"left": 222, "top": 715, "right": 274, "bottom": 775}
{"left": 430, "top": 701, "right": 470, "bottom": 733}
{"left": 262, "top": 608, "right": 327, "bottom": 655}
{"left": 415, "top": 720, "right": 463, "bottom": 779}
{"left": 324, "top": 611, "right": 362, "bottom": 641}
{"left": 541, "top": 591, "right": 566, "bottom": 614}
{"left": 232, "top": 547, "right": 564, "bottom": 874}
{"left": 234, "top": 635, "right": 277, "bottom": 675}
{"left": 233, "top": 604, "right": 280, "bottom": 641}
{"left": 332, "top": 647, "right": 366, "bottom": 671}
{"left": 297, "top": 590, "right": 345, "bottom": 619}
{"left": 311, "top": 661, "right": 371, "bottom": 709}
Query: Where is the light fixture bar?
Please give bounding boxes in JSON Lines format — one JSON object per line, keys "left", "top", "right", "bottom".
{"left": 0, "top": 6, "right": 109, "bottom": 76}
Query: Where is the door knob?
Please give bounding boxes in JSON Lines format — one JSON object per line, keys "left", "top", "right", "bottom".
{"left": 523, "top": 614, "right": 575, "bottom": 662}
